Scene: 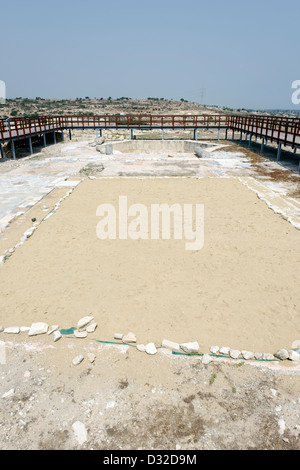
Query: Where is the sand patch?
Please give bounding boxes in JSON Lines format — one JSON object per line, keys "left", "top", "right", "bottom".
{"left": 0, "top": 177, "right": 299, "bottom": 354}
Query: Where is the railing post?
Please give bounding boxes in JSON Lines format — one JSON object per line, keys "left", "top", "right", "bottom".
{"left": 292, "top": 120, "right": 298, "bottom": 150}
{"left": 28, "top": 136, "right": 33, "bottom": 154}
{"left": 33, "top": 117, "right": 37, "bottom": 137}
{"left": 248, "top": 134, "right": 252, "bottom": 149}
{"left": 277, "top": 142, "right": 282, "bottom": 161}
{"left": 261, "top": 137, "right": 265, "bottom": 155}
{"left": 11, "top": 140, "right": 16, "bottom": 160}
{"left": 15, "top": 119, "right": 19, "bottom": 141}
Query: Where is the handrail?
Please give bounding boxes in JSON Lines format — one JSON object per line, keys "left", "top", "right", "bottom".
{"left": 0, "top": 114, "right": 299, "bottom": 148}
{"left": 227, "top": 114, "right": 300, "bottom": 147}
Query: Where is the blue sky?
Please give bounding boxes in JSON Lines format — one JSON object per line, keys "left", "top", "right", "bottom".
{"left": 1, "top": 0, "right": 299, "bottom": 109}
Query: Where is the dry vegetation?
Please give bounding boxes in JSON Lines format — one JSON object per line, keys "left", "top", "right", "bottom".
{"left": 1, "top": 97, "right": 298, "bottom": 120}
{"left": 0, "top": 97, "right": 214, "bottom": 119}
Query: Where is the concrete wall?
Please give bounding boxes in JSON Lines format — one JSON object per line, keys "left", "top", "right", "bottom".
{"left": 97, "top": 140, "right": 218, "bottom": 155}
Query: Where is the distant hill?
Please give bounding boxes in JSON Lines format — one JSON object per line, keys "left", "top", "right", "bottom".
{"left": 0, "top": 98, "right": 299, "bottom": 119}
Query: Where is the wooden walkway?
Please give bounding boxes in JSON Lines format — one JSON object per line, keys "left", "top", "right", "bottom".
{"left": 0, "top": 114, "right": 299, "bottom": 167}
{"left": 0, "top": 114, "right": 299, "bottom": 145}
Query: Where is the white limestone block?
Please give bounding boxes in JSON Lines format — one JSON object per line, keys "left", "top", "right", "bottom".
{"left": 161, "top": 339, "right": 180, "bottom": 351}
{"left": 145, "top": 343, "right": 157, "bottom": 355}
{"left": 28, "top": 322, "right": 48, "bottom": 336}
{"left": 180, "top": 341, "right": 199, "bottom": 354}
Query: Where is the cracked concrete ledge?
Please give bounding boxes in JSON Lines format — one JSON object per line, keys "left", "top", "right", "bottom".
{"left": 238, "top": 177, "right": 300, "bottom": 230}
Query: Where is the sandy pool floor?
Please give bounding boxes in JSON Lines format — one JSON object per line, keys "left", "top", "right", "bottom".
{"left": 0, "top": 176, "right": 299, "bottom": 355}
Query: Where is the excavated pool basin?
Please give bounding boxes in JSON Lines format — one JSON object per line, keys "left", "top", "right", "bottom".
{"left": 97, "top": 139, "right": 220, "bottom": 155}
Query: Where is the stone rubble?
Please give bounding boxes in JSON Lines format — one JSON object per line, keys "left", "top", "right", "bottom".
{"left": 145, "top": 343, "right": 157, "bottom": 355}
{"left": 180, "top": 341, "right": 199, "bottom": 354}
{"left": 53, "top": 330, "right": 62, "bottom": 342}
{"left": 241, "top": 350, "right": 255, "bottom": 360}
{"left": 3, "top": 327, "right": 20, "bottom": 334}
{"left": 274, "top": 349, "right": 289, "bottom": 361}
{"left": 20, "top": 326, "right": 30, "bottom": 332}
{"left": 2, "top": 388, "right": 15, "bottom": 399}
{"left": 87, "top": 353, "right": 96, "bottom": 363}
{"left": 278, "top": 418, "right": 286, "bottom": 436}
{"left": 288, "top": 350, "right": 300, "bottom": 361}
{"left": 28, "top": 322, "right": 48, "bottom": 336}
{"left": 229, "top": 349, "right": 241, "bottom": 359}
{"left": 254, "top": 352, "right": 263, "bottom": 360}
{"left": 219, "top": 346, "right": 230, "bottom": 355}
{"left": 161, "top": 339, "right": 180, "bottom": 351}
{"left": 47, "top": 325, "right": 59, "bottom": 335}
{"left": 262, "top": 353, "right": 275, "bottom": 361}
{"left": 74, "top": 330, "right": 88, "bottom": 339}
{"left": 72, "top": 421, "right": 88, "bottom": 445}
{"left": 86, "top": 322, "right": 97, "bottom": 333}
{"left": 0, "top": 316, "right": 299, "bottom": 365}
{"left": 77, "top": 315, "right": 94, "bottom": 332}
{"left": 122, "top": 332, "right": 137, "bottom": 343}
{"left": 24, "top": 227, "right": 36, "bottom": 238}
{"left": 114, "top": 333, "right": 123, "bottom": 340}
{"left": 202, "top": 354, "right": 213, "bottom": 365}
{"left": 72, "top": 354, "right": 84, "bottom": 366}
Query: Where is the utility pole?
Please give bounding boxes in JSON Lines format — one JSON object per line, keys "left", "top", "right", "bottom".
{"left": 200, "top": 88, "right": 205, "bottom": 107}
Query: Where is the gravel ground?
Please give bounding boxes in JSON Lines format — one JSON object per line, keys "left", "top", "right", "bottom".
{"left": 1, "top": 334, "right": 300, "bottom": 451}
